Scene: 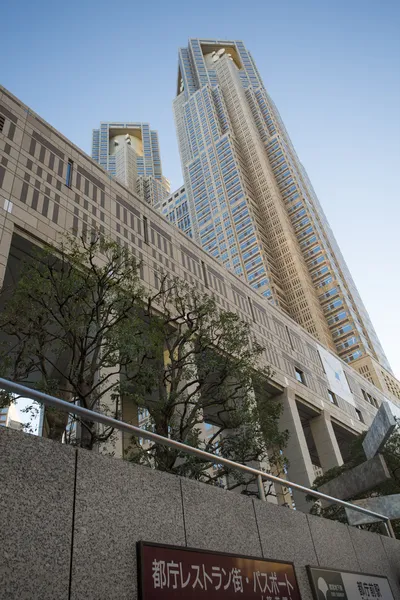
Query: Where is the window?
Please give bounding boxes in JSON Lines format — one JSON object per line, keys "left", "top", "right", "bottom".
{"left": 328, "top": 390, "right": 338, "bottom": 406}
{"left": 355, "top": 408, "right": 364, "bottom": 423}
{"left": 66, "top": 159, "right": 73, "bottom": 188}
{"left": 295, "top": 367, "right": 306, "bottom": 385}
{"left": 0, "top": 115, "right": 5, "bottom": 133}
{"left": 143, "top": 216, "right": 149, "bottom": 244}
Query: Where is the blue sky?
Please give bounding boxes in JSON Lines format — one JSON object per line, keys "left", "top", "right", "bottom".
{"left": 2, "top": 0, "right": 400, "bottom": 377}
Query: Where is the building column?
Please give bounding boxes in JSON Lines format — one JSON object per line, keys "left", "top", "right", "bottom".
{"left": 310, "top": 411, "right": 343, "bottom": 472}
{"left": 279, "top": 387, "right": 315, "bottom": 512}
{"left": 0, "top": 213, "right": 14, "bottom": 289}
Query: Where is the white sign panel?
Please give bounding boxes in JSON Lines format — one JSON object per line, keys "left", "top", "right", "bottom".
{"left": 308, "top": 566, "right": 395, "bottom": 599}
{"left": 317, "top": 344, "right": 355, "bottom": 406}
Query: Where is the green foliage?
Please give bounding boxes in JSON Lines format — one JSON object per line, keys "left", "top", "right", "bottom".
{"left": 0, "top": 234, "right": 288, "bottom": 495}
{"left": 0, "top": 234, "right": 147, "bottom": 448}
{"left": 126, "top": 275, "right": 288, "bottom": 494}
{"left": 307, "top": 422, "right": 400, "bottom": 537}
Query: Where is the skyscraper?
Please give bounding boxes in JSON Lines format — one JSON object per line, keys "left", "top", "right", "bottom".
{"left": 154, "top": 185, "right": 194, "bottom": 239}
{"left": 92, "top": 122, "right": 169, "bottom": 206}
{"left": 173, "top": 39, "right": 390, "bottom": 374}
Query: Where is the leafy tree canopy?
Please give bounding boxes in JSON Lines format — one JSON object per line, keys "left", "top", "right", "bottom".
{"left": 0, "top": 235, "right": 288, "bottom": 495}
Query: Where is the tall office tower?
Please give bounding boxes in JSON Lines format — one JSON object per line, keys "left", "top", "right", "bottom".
{"left": 92, "top": 122, "right": 169, "bottom": 205}
{"left": 173, "top": 39, "right": 390, "bottom": 373}
{"left": 154, "top": 185, "right": 194, "bottom": 239}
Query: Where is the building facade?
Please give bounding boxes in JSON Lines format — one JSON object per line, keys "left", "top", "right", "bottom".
{"left": 92, "top": 122, "right": 169, "bottom": 206}
{"left": 0, "top": 403, "right": 23, "bottom": 430}
{"left": 1, "top": 86, "right": 400, "bottom": 509}
{"left": 154, "top": 185, "right": 194, "bottom": 239}
{"left": 173, "top": 39, "right": 390, "bottom": 376}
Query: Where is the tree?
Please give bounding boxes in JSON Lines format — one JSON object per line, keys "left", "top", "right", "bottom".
{"left": 0, "top": 234, "right": 288, "bottom": 495}
{"left": 126, "top": 273, "right": 289, "bottom": 496}
{"left": 0, "top": 234, "right": 150, "bottom": 449}
{"left": 307, "top": 422, "right": 400, "bottom": 538}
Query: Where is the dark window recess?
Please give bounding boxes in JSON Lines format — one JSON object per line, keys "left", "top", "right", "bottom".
{"left": 0, "top": 114, "right": 5, "bottom": 132}
{"left": 8, "top": 122, "right": 15, "bottom": 142}
{"left": 248, "top": 297, "right": 256, "bottom": 323}
{"left": 29, "top": 138, "right": 36, "bottom": 157}
{"left": 143, "top": 216, "right": 149, "bottom": 244}
{"left": 295, "top": 367, "right": 306, "bottom": 385}
{"left": 31, "top": 189, "right": 39, "bottom": 211}
{"left": 66, "top": 159, "right": 73, "bottom": 188}
{"left": 20, "top": 182, "right": 28, "bottom": 203}
{"left": 328, "top": 390, "right": 338, "bottom": 406}
{"left": 42, "top": 197, "right": 49, "bottom": 218}
{"left": 355, "top": 408, "right": 364, "bottom": 423}
{"left": 39, "top": 145, "right": 46, "bottom": 163}
{"left": 52, "top": 203, "right": 59, "bottom": 224}
{"left": 201, "top": 261, "right": 208, "bottom": 288}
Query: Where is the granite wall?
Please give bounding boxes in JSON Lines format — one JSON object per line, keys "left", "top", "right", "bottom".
{"left": 1, "top": 428, "right": 399, "bottom": 600}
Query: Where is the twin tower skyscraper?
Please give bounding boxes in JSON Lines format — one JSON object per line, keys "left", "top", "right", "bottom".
{"left": 91, "top": 38, "right": 392, "bottom": 386}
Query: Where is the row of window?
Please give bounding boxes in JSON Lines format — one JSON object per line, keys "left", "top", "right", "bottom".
{"left": 294, "top": 367, "right": 364, "bottom": 422}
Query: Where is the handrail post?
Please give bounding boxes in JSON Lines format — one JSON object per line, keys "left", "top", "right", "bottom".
{"left": 257, "top": 474, "right": 266, "bottom": 502}
{"left": 385, "top": 519, "right": 396, "bottom": 538}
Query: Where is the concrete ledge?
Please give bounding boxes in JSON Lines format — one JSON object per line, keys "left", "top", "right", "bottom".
{"left": 1, "top": 429, "right": 399, "bottom": 600}
{"left": 306, "top": 513, "right": 360, "bottom": 571}
{"left": 0, "top": 427, "right": 75, "bottom": 600}
{"left": 253, "top": 499, "right": 317, "bottom": 600}
{"left": 181, "top": 477, "right": 262, "bottom": 557}
{"left": 70, "top": 449, "right": 186, "bottom": 600}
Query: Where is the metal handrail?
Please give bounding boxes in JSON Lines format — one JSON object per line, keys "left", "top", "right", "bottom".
{"left": 0, "top": 377, "right": 393, "bottom": 536}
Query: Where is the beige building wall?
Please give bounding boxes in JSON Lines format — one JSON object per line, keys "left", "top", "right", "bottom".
{"left": 1, "top": 85, "right": 399, "bottom": 498}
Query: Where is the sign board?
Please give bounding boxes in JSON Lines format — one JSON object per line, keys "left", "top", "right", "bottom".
{"left": 307, "top": 566, "right": 395, "bottom": 600}
{"left": 138, "top": 541, "right": 302, "bottom": 599}
{"left": 317, "top": 345, "right": 355, "bottom": 406}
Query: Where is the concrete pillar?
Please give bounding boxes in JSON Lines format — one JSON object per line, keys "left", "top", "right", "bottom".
{"left": 279, "top": 387, "right": 315, "bottom": 511}
{"left": 310, "top": 411, "right": 343, "bottom": 472}
{"left": 121, "top": 396, "right": 139, "bottom": 457}
{"left": 0, "top": 214, "right": 14, "bottom": 289}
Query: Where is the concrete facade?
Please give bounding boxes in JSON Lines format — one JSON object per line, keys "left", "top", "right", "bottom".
{"left": 1, "top": 85, "right": 400, "bottom": 492}
{"left": 0, "top": 428, "right": 399, "bottom": 600}
{"left": 174, "top": 39, "right": 390, "bottom": 372}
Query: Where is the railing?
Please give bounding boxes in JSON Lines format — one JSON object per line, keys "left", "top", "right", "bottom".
{"left": 0, "top": 377, "right": 395, "bottom": 538}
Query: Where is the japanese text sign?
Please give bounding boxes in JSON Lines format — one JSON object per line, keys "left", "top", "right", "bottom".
{"left": 307, "top": 566, "right": 395, "bottom": 600}
{"left": 138, "top": 542, "right": 302, "bottom": 599}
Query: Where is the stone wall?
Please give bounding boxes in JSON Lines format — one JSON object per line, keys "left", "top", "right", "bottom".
{"left": 1, "top": 428, "right": 399, "bottom": 600}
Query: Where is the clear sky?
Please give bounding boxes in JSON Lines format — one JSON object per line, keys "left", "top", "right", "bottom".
{"left": 1, "top": 0, "right": 400, "bottom": 377}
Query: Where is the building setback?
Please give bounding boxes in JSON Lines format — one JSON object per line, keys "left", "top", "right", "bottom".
{"left": 92, "top": 121, "right": 169, "bottom": 206}
{"left": 154, "top": 185, "right": 194, "bottom": 239}
{"left": 173, "top": 39, "right": 390, "bottom": 376}
{"left": 1, "top": 86, "right": 400, "bottom": 509}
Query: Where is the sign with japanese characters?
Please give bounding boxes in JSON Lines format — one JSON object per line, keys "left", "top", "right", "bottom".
{"left": 138, "top": 542, "right": 302, "bottom": 599}
{"left": 307, "top": 566, "right": 395, "bottom": 600}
